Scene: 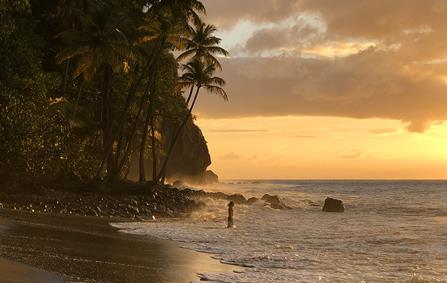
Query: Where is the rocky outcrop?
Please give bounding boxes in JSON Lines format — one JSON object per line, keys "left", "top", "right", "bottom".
{"left": 180, "top": 190, "right": 294, "bottom": 210}
{"left": 162, "top": 118, "right": 218, "bottom": 184}
{"left": 261, "top": 194, "right": 291, "bottom": 209}
{"left": 322, "top": 197, "right": 345, "bottom": 212}
{"left": 128, "top": 118, "right": 218, "bottom": 184}
{"left": 0, "top": 184, "right": 205, "bottom": 219}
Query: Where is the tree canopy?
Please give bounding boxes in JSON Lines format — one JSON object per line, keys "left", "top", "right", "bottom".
{"left": 0, "top": 0, "right": 228, "bottom": 188}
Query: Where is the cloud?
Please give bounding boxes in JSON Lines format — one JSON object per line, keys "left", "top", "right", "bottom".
{"left": 218, "top": 152, "right": 242, "bottom": 160}
{"left": 367, "top": 128, "right": 397, "bottom": 135}
{"left": 244, "top": 17, "right": 322, "bottom": 54}
{"left": 290, "top": 135, "right": 316, "bottom": 138}
{"left": 196, "top": 48, "right": 447, "bottom": 132}
{"left": 198, "top": 0, "right": 447, "bottom": 132}
{"left": 339, "top": 150, "right": 366, "bottom": 159}
{"left": 202, "top": 0, "right": 301, "bottom": 28}
{"left": 207, "top": 129, "right": 270, "bottom": 133}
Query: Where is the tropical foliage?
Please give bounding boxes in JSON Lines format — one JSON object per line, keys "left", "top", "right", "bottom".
{"left": 0, "top": 0, "right": 228, "bottom": 187}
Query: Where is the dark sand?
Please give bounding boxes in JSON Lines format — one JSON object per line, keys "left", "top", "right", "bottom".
{"left": 0, "top": 210, "right": 234, "bottom": 282}
{"left": 0, "top": 258, "right": 65, "bottom": 283}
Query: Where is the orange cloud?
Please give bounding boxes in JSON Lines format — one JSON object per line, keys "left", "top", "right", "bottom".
{"left": 198, "top": 0, "right": 447, "bottom": 132}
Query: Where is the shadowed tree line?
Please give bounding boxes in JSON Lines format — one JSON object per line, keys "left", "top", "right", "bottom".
{"left": 0, "top": 0, "right": 228, "bottom": 188}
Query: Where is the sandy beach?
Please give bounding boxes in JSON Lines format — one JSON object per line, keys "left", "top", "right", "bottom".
{"left": 0, "top": 258, "right": 65, "bottom": 283}
{"left": 0, "top": 209, "right": 234, "bottom": 283}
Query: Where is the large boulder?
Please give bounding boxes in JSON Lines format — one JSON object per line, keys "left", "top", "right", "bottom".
{"left": 261, "top": 194, "right": 291, "bottom": 209}
{"left": 322, "top": 197, "right": 344, "bottom": 212}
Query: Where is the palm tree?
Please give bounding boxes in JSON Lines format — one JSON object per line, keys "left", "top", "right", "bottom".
{"left": 177, "top": 21, "right": 228, "bottom": 70}
{"left": 157, "top": 58, "right": 227, "bottom": 183}
{"left": 112, "top": 1, "right": 208, "bottom": 183}
{"left": 55, "top": 0, "right": 97, "bottom": 97}
{"left": 177, "top": 20, "right": 228, "bottom": 108}
{"left": 146, "top": 0, "right": 206, "bottom": 26}
{"left": 125, "top": 0, "right": 205, "bottom": 182}
{"left": 56, "top": 9, "right": 131, "bottom": 180}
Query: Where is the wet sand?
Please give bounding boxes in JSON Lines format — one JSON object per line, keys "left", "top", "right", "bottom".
{"left": 0, "top": 210, "right": 234, "bottom": 282}
{"left": 0, "top": 258, "right": 65, "bottom": 283}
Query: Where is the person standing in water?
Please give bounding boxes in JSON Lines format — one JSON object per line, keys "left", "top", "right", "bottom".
{"left": 227, "top": 201, "right": 235, "bottom": 228}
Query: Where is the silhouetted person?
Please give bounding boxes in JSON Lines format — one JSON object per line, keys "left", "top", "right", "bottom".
{"left": 227, "top": 201, "right": 234, "bottom": 228}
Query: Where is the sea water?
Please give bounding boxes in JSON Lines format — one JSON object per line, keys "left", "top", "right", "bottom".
{"left": 112, "top": 180, "right": 447, "bottom": 282}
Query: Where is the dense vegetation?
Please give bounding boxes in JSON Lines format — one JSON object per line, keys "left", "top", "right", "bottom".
{"left": 0, "top": 0, "right": 228, "bottom": 188}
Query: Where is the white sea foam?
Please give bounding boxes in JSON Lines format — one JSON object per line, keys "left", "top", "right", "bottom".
{"left": 112, "top": 180, "right": 447, "bottom": 282}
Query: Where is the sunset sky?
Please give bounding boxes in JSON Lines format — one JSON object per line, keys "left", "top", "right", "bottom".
{"left": 194, "top": 0, "right": 447, "bottom": 179}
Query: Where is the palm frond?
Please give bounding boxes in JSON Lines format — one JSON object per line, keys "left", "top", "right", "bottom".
{"left": 205, "top": 85, "right": 228, "bottom": 101}
{"left": 177, "top": 49, "right": 196, "bottom": 62}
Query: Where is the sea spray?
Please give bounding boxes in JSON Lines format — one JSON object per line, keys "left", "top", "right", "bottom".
{"left": 113, "top": 180, "right": 447, "bottom": 283}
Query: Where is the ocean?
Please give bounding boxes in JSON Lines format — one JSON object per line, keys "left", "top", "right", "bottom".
{"left": 112, "top": 180, "right": 447, "bottom": 282}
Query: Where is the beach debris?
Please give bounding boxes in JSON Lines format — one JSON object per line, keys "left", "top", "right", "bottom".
{"left": 322, "top": 197, "right": 345, "bottom": 212}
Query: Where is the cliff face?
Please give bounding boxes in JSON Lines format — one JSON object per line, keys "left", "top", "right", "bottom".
{"left": 127, "top": 118, "right": 218, "bottom": 184}
{"left": 164, "top": 118, "right": 218, "bottom": 184}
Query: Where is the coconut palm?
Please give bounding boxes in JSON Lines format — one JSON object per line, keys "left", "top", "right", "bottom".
{"left": 177, "top": 20, "right": 228, "bottom": 108}
{"left": 146, "top": 0, "right": 205, "bottom": 27}
{"left": 56, "top": 10, "right": 131, "bottom": 180}
{"left": 117, "top": 14, "right": 185, "bottom": 183}
{"left": 177, "top": 21, "right": 228, "bottom": 70}
{"left": 157, "top": 58, "right": 227, "bottom": 183}
{"left": 55, "top": 0, "right": 97, "bottom": 96}
{"left": 127, "top": 0, "right": 206, "bottom": 183}
{"left": 113, "top": 1, "right": 206, "bottom": 176}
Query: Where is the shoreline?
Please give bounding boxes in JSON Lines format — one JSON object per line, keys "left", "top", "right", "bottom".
{"left": 0, "top": 209, "right": 235, "bottom": 283}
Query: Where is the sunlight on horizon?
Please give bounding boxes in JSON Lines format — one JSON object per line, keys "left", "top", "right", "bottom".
{"left": 197, "top": 116, "right": 447, "bottom": 179}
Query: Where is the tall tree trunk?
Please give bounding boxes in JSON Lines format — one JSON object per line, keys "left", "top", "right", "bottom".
{"left": 74, "top": 77, "right": 84, "bottom": 113}
{"left": 185, "top": 86, "right": 194, "bottom": 106}
{"left": 97, "top": 39, "right": 165, "bottom": 181}
{"left": 139, "top": 101, "right": 151, "bottom": 183}
{"left": 97, "top": 64, "right": 117, "bottom": 181}
{"left": 115, "top": 39, "right": 165, "bottom": 164}
{"left": 150, "top": 90, "right": 157, "bottom": 181}
{"left": 157, "top": 87, "right": 201, "bottom": 183}
{"left": 62, "top": 59, "right": 70, "bottom": 97}
{"left": 116, "top": 79, "right": 152, "bottom": 173}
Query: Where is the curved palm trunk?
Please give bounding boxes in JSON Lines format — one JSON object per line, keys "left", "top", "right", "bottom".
{"left": 157, "top": 86, "right": 201, "bottom": 183}
{"left": 62, "top": 59, "right": 70, "bottom": 97}
{"left": 185, "top": 86, "right": 194, "bottom": 106}
{"left": 96, "top": 46, "right": 161, "bottom": 181}
{"left": 97, "top": 64, "right": 118, "bottom": 181}
{"left": 74, "top": 77, "right": 84, "bottom": 112}
{"left": 115, "top": 39, "right": 165, "bottom": 165}
{"left": 139, "top": 101, "right": 151, "bottom": 183}
{"left": 150, "top": 94, "right": 157, "bottom": 181}
{"left": 116, "top": 79, "right": 152, "bottom": 173}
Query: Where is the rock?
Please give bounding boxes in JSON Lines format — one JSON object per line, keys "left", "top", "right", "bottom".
{"left": 202, "top": 170, "right": 219, "bottom": 184}
{"left": 227, "top": 194, "right": 247, "bottom": 204}
{"left": 261, "top": 194, "right": 291, "bottom": 209}
{"left": 128, "top": 204, "right": 139, "bottom": 214}
{"left": 322, "top": 197, "right": 344, "bottom": 212}
{"left": 247, "top": 197, "right": 258, "bottom": 205}
{"left": 173, "top": 180, "right": 185, "bottom": 187}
